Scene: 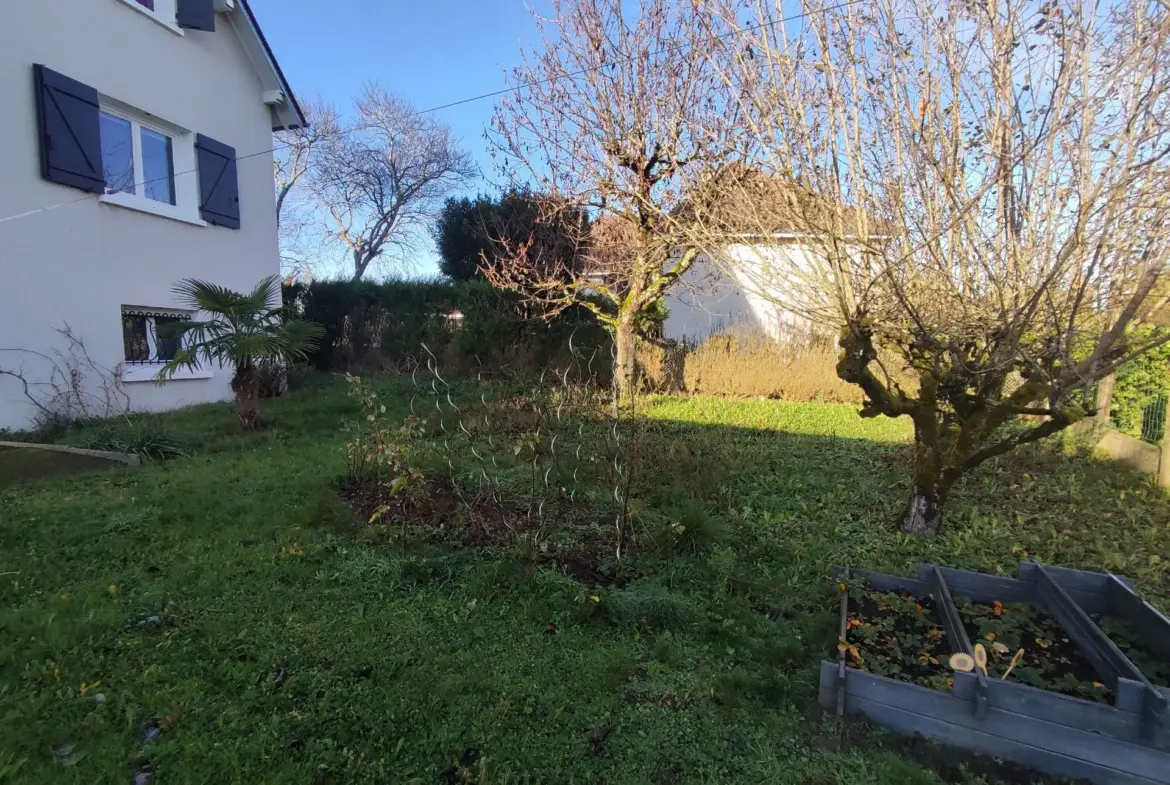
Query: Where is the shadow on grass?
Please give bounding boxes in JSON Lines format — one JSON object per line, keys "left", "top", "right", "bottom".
{"left": 2, "top": 378, "right": 1168, "bottom": 784}
{"left": 0, "top": 445, "right": 127, "bottom": 487}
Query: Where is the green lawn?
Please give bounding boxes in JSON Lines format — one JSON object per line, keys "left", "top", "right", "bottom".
{"left": 1, "top": 376, "right": 1168, "bottom": 784}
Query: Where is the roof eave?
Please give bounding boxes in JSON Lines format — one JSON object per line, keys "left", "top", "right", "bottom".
{"left": 231, "top": 0, "right": 307, "bottom": 131}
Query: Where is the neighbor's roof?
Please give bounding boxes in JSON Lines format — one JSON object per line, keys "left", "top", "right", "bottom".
{"left": 686, "top": 164, "right": 889, "bottom": 239}
{"left": 233, "top": 0, "right": 307, "bottom": 131}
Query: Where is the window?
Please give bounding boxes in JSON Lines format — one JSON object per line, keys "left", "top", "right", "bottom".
{"left": 96, "top": 98, "right": 203, "bottom": 225}
{"left": 100, "top": 110, "right": 175, "bottom": 206}
{"left": 114, "top": 0, "right": 181, "bottom": 34}
{"left": 121, "top": 307, "right": 190, "bottom": 365}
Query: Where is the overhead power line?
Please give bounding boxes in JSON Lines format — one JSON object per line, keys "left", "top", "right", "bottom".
{"left": 0, "top": 0, "right": 861, "bottom": 227}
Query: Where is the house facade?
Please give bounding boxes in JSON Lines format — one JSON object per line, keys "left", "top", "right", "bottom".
{"left": 663, "top": 242, "right": 819, "bottom": 344}
{"left": 0, "top": 0, "right": 304, "bottom": 432}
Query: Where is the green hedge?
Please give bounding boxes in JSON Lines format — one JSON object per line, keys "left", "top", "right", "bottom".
{"left": 283, "top": 279, "right": 610, "bottom": 379}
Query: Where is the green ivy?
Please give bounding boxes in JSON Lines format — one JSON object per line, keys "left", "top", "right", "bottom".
{"left": 1111, "top": 326, "right": 1170, "bottom": 437}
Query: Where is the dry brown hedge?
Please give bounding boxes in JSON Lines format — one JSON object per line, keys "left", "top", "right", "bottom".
{"left": 637, "top": 330, "right": 869, "bottom": 402}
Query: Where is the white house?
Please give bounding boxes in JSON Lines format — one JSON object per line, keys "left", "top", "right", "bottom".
{"left": 0, "top": 0, "right": 304, "bottom": 432}
{"left": 663, "top": 242, "right": 821, "bottom": 344}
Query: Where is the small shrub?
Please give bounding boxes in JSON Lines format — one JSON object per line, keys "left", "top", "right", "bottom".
{"left": 343, "top": 374, "right": 428, "bottom": 510}
{"left": 74, "top": 418, "right": 188, "bottom": 460}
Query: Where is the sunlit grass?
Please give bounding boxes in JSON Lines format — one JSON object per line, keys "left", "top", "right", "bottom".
{"left": 644, "top": 394, "right": 914, "bottom": 442}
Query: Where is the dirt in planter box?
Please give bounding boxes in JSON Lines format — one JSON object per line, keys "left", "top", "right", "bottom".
{"left": 955, "top": 597, "right": 1113, "bottom": 703}
{"left": 841, "top": 581, "right": 953, "bottom": 691}
{"left": 1092, "top": 614, "right": 1170, "bottom": 688}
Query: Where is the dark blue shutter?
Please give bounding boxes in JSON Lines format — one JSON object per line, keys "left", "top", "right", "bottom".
{"left": 177, "top": 0, "right": 215, "bottom": 31}
{"left": 33, "top": 65, "right": 104, "bottom": 194}
{"left": 195, "top": 134, "right": 240, "bottom": 229}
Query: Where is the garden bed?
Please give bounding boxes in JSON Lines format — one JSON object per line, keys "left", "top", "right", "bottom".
{"left": 843, "top": 585, "right": 951, "bottom": 691}
{"left": 1094, "top": 614, "right": 1170, "bottom": 690}
{"left": 953, "top": 596, "right": 1112, "bottom": 702}
{"left": 821, "top": 562, "right": 1170, "bottom": 784}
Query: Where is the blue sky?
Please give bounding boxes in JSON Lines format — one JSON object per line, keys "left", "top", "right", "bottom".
{"left": 250, "top": 0, "right": 549, "bottom": 276}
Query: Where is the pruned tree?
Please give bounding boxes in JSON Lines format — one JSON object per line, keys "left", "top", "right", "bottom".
{"left": 487, "top": 0, "right": 748, "bottom": 401}
{"left": 432, "top": 189, "right": 590, "bottom": 282}
{"left": 703, "top": 0, "right": 1170, "bottom": 533}
{"left": 274, "top": 98, "right": 340, "bottom": 278}
{"left": 313, "top": 85, "right": 477, "bottom": 281}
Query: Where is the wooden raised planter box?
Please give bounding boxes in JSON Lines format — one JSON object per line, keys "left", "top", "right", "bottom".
{"left": 819, "top": 562, "right": 1170, "bottom": 784}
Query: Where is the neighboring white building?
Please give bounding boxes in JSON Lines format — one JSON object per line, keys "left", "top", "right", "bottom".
{"left": 0, "top": 0, "right": 305, "bottom": 432}
{"left": 663, "top": 241, "right": 825, "bottom": 344}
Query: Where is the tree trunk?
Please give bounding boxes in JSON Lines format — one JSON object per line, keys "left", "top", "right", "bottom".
{"left": 614, "top": 318, "right": 637, "bottom": 405}
{"left": 1095, "top": 374, "right": 1116, "bottom": 425}
{"left": 901, "top": 483, "right": 944, "bottom": 535}
{"left": 232, "top": 367, "right": 261, "bottom": 430}
{"left": 900, "top": 426, "right": 948, "bottom": 535}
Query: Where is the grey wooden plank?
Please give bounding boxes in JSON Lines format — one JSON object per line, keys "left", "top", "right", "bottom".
{"left": 1106, "top": 576, "right": 1170, "bottom": 657}
{"left": 847, "top": 694, "right": 1165, "bottom": 785}
{"left": 1118, "top": 677, "right": 1152, "bottom": 714}
{"left": 1018, "top": 562, "right": 1115, "bottom": 613}
{"left": 927, "top": 563, "right": 1109, "bottom": 611}
{"left": 984, "top": 675, "right": 1147, "bottom": 742}
{"left": 1019, "top": 561, "right": 1126, "bottom": 593}
{"left": 841, "top": 669, "right": 1170, "bottom": 780}
{"left": 848, "top": 667, "right": 1139, "bottom": 741}
{"left": 927, "top": 564, "right": 988, "bottom": 714}
{"left": 841, "top": 567, "right": 932, "bottom": 596}
{"left": 1035, "top": 565, "right": 1149, "bottom": 691}
{"left": 818, "top": 660, "right": 840, "bottom": 711}
{"left": 1036, "top": 567, "right": 1169, "bottom": 743}
{"left": 927, "top": 565, "right": 978, "bottom": 656}
{"left": 922, "top": 565, "right": 1037, "bottom": 604}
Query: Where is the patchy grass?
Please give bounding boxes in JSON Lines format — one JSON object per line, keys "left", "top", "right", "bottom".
{"left": 1, "top": 375, "right": 1168, "bottom": 784}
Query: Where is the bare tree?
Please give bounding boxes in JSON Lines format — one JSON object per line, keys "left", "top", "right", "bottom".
{"left": 702, "top": 0, "right": 1170, "bottom": 533}
{"left": 312, "top": 85, "right": 477, "bottom": 281}
{"left": 274, "top": 98, "right": 341, "bottom": 278}
{"left": 486, "top": 0, "right": 748, "bottom": 402}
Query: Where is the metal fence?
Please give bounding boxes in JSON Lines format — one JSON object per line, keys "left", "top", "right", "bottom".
{"left": 1140, "top": 395, "right": 1169, "bottom": 445}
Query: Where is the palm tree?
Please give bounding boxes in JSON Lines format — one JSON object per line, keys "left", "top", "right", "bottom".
{"left": 157, "top": 276, "right": 323, "bottom": 429}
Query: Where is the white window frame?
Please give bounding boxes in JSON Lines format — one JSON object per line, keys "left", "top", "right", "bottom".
{"left": 120, "top": 307, "right": 212, "bottom": 383}
{"left": 98, "top": 98, "right": 206, "bottom": 227}
{"left": 113, "top": 0, "right": 185, "bottom": 36}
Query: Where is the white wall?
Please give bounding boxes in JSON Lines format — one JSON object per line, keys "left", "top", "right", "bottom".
{"left": 0, "top": 0, "right": 282, "bottom": 431}
{"left": 663, "top": 243, "right": 816, "bottom": 343}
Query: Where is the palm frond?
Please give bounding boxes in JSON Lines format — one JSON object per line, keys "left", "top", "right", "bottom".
{"left": 157, "top": 277, "right": 323, "bottom": 383}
